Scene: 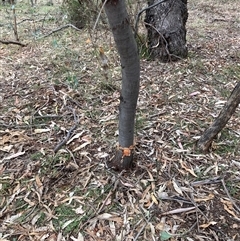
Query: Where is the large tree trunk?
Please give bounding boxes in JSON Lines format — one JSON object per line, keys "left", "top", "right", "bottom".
{"left": 197, "top": 82, "right": 240, "bottom": 153}
{"left": 104, "top": 0, "right": 140, "bottom": 170}
{"left": 145, "top": 0, "right": 188, "bottom": 62}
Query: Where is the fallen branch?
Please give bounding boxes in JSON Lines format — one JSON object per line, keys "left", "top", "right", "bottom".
{"left": 54, "top": 108, "right": 78, "bottom": 153}
{"left": 191, "top": 176, "right": 222, "bottom": 186}
{"left": 197, "top": 82, "right": 240, "bottom": 152}
{"left": 0, "top": 123, "right": 50, "bottom": 129}
{"left": 0, "top": 39, "right": 27, "bottom": 47}
{"left": 40, "top": 24, "right": 82, "bottom": 39}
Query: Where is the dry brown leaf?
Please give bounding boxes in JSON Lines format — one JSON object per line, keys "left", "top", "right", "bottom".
{"left": 0, "top": 144, "right": 13, "bottom": 152}
{"left": 223, "top": 204, "right": 238, "bottom": 218}
{"left": 31, "top": 213, "right": 42, "bottom": 225}
{"left": 172, "top": 180, "right": 183, "bottom": 195}
{"left": 34, "top": 128, "right": 51, "bottom": 134}
{"left": 62, "top": 219, "right": 75, "bottom": 229}
{"left": 35, "top": 174, "right": 43, "bottom": 188}
{"left": 0, "top": 130, "right": 30, "bottom": 145}
{"left": 221, "top": 199, "right": 239, "bottom": 218}
{"left": 75, "top": 206, "right": 85, "bottom": 214}
{"left": 86, "top": 38, "right": 91, "bottom": 44}
{"left": 194, "top": 193, "right": 214, "bottom": 202}
{"left": 180, "top": 160, "right": 198, "bottom": 177}
{"left": 93, "top": 213, "right": 122, "bottom": 223}
{"left": 199, "top": 221, "right": 217, "bottom": 228}
{"left": 155, "top": 217, "right": 166, "bottom": 231}
{"left": 66, "top": 130, "right": 85, "bottom": 144}
{"left": 2, "top": 151, "right": 25, "bottom": 161}
{"left": 151, "top": 192, "right": 158, "bottom": 204}
{"left": 24, "top": 196, "right": 35, "bottom": 206}
{"left": 147, "top": 169, "right": 155, "bottom": 190}
{"left": 73, "top": 136, "right": 91, "bottom": 152}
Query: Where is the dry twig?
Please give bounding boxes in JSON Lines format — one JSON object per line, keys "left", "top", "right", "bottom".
{"left": 0, "top": 39, "right": 26, "bottom": 46}
{"left": 40, "top": 24, "right": 82, "bottom": 38}
{"left": 54, "top": 108, "right": 78, "bottom": 153}
{"left": 221, "top": 178, "right": 240, "bottom": 214}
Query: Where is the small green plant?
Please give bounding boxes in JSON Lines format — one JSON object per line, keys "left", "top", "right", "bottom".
{"left": 30, "top": 152, "right": 44, "bottom": 161}
{"left": 136, "top": 33, "right": 151, "bottom": 60}
{"left": 214, "top": 129, "right": 239, "bottom": 155}
{"left": 99, "top": 81, "right": 117, "bottom": 92}
{"left": 66, "top": 72, "right": 78, "bottom": 89}
{"left": 136, "top": 114, "right": 146, "bottom": 130}
{"left": 39, "top": 153, "right": 71, "bottom": 176}
{"left": 53, "top": 204, "right": 81, "bottom": 234}
{"left": 35, "top": 212, "right": 47, "bottom": 226}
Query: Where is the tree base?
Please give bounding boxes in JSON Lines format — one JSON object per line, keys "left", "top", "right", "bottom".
{"left": 107, "top": 149, "right": 134, "bottom": 171}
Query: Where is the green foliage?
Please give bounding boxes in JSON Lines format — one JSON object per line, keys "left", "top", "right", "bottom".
{"left": 136, "top": 33, "right": 151, "bottom": 60}
{"left": 53, "top": 204, "right": 81, "bottom": 234}
{"left": 99, "top": 81, "right": 117, "bottom": 92}
{"left": 62, "top": 0, "right": 99, "bottom": 29}
{"left": 66, "top": 72, "right": 78, "bottom": 89}
{"left": 39, "top": 153, "right": 71, "bottom": 177}
{"left": 226, "top": 181, "right": 240, "bottom": 198}
{"left": 214, "top": 129, "right": 239, "bottom": 155}
{"left": 35, "top": 212, "right": 47, "bottom": 226}
{"left": 30, "top": 152, "right": 45, "bottom": 161}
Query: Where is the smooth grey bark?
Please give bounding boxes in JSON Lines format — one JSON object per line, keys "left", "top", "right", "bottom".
{"left": 197, "top": 82, "right": 240, "bottom": 153}
{"left": 145, "top": 0, "right": 188, "bottom": 62}
{"left": 104, "top": 0, "right": 140, "bottom": 170}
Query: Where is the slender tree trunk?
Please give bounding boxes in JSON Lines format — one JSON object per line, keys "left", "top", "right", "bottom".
{"left": 104, "top": 0, "right": 140, "bottom": 170}
{"left": 145, "top": 0, "right": 188, "bottom": 62}
{"left": 197, "top": 82, "right": 240, "bottom": 153}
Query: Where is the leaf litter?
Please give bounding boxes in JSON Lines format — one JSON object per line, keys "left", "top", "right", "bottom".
{"left": 0, "top": 0, "right": 240, "bottom": 240}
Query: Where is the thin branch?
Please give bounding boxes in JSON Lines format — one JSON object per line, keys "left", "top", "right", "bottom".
{"left": 133, "top": 206, "right": 153, "bottom": 241}
{"left": 39, "top": 24, "right": 82, "bottom": 39}
{"left": 161, "top": 206, "right": 197, "bottom": 216}
{"left": 0, "top": 123, "right": 49, "bottom": 129}
{"left": 93, "top": 0, "right": 107, "bottom": 31}
{"left": 33, "top": 115, "right": 63, "bottom": 119}
{"left": 12, "top": 5, "right": 19, "bottom": 41}
{"left": 191, "top": 176, "right": 222, "bottom": 186}
{"left": 221, "top": 178, "right": 240, "bottom": 214}
{"left": 144, "top": 21, "right": 183, "bottom": 62}
{"left": 135, "top": 0, "right": 169, "bottom": 36}
{"left": 54, "top": 108, "right": 78, "bottom": 153}
{"left": 0, "top": 39, "right": 27, "bottom": 47}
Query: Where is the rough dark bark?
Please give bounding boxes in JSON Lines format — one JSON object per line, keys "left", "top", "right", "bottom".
{"left": 2, "top": 0, "right": 13, "bottom": 4}
{"left": 104, "top": 0, "right": 140, "bottom": 170}
{"left": 197, "top": 82, "right": 240, "bottom": 153}
{"left": 145, "top": 0, "right": 188, "bottom": 62}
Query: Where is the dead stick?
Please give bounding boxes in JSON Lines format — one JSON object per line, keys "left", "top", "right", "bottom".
{"left": 221, "top": 178, "right": 240, "bottom": 214}
{"left": 0, "top": 39, "right": 26, "bottom": 47}
{"left": 40, "top": 24, "right": 82, "bottom": 39}
{"left": 197, "top": 82, "right": 240, "bottom": 152}
{"left": 12, "top": 5, "right": 19, "bottom": 41}
{"left": 54, "top": 109, "right": 78, "bottom": 153}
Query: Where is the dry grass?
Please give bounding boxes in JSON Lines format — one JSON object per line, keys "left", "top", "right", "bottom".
{"left": 0, "top": 0, "right": 240, "bottom": 240}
